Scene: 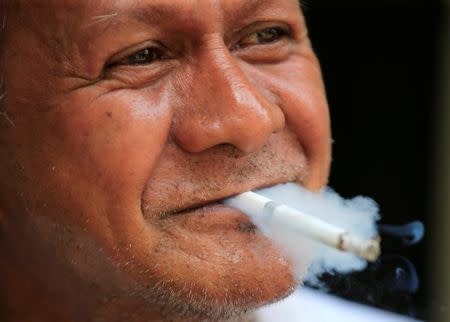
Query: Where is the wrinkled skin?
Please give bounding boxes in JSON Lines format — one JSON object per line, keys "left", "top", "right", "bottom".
{"left": 0, "top": 0, "right": 331, "bottom": 321}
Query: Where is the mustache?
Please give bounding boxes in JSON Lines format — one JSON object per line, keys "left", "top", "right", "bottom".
{"left": 148, "top": 177, "right": 297, "bottom": 219}
{"left": 140, "top": 132, "right": 309, "bottom": 218}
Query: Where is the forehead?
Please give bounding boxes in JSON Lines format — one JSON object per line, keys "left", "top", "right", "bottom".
{"left": 9, "top": 0, "right": 301, "bottom": 45}
{"left": 16, "top": 0, "right": 299, "bottom": 20}
{"left": 4, "top": 0, "right": 302, "bottom": 77}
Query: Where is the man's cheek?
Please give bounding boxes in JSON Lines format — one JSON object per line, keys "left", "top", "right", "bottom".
{"left": 281, "top": 89, "right": 331, "bottom": 190}
{"left": 16, "top": 88, "right": 175, "bottom": 274}
{"left": 14, "top": 87, "right": 173, "bottom": 240}
{"left": 242, "top": 68, "right": 330, "bottom": 190}
{"left": 56, "top": 87, "right": 173, "bottom": 195}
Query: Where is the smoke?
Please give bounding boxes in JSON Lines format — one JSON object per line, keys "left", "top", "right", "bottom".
{"left": 228, "top": 183, "right": 380, "bottom": 286}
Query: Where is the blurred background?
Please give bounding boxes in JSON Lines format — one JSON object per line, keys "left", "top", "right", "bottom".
{"left": 302, "top": 1, "right": 449, "bottom": 321}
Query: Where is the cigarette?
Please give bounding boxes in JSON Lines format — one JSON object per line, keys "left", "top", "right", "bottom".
{"left": 225, "top": 191, "right": 381, "bottom": 262}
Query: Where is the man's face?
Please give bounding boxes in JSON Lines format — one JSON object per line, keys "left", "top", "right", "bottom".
{"left": 0, "top": 0, "right": 331, "bottom": 320}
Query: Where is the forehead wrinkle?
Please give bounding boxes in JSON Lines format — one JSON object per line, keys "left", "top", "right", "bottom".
{"left": 92, "top": 0, "right": 199, "bottom": 24}
{"left": 122, "top": 1, "right": 217, "bottom": 33}
{"left": 88, "top": 12, "right": 119, "bottom": 27}
{"left": 83, "top": 1, "right": 226, "bottom": 39}
{"left": 85, "top": 0, "right": 283, "bottom": 34}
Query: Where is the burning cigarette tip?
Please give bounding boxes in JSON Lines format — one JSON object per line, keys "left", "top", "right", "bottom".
{"left": 340, "top": 233, "right": 381, "bottom": 262}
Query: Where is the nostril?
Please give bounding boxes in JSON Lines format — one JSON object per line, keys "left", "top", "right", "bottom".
{"left": 211, "top": 143, "right": 249, "bottom": 158}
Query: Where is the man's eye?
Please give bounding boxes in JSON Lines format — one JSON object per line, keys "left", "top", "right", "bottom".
{"left": 237, "top": 27, "right": 291, "bottom": 49}
{"left": 120, "top": 48, "right": 165, "bottom": 66}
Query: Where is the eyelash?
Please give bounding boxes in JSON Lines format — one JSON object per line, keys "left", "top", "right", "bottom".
{"left": 107, "top": 47, "right": 167, "bottom": 68}
{"left": 234, "top": 26, "right": 291, "bottom": 50}
{"left": 109, "top": 26, "right": 292, "bottom": 68}
{"left": 125, "top": 48, "right": 166, "bottom": 65}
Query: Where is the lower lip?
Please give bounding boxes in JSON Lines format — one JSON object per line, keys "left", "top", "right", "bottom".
{"left": 163, "top": 203, "right": 257, "bottom": 230}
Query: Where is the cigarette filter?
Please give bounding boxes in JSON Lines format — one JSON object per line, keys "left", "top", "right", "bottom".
{"left": 225, "top": 191, "right": 381, "bottom": 262}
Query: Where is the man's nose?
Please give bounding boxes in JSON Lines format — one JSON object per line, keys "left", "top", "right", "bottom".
{"left": 172, "top": 40, "right": 285, "bottom": 154}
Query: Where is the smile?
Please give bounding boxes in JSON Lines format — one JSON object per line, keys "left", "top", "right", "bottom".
{"left": 155, "top": 179, "right": 297, "bottom": 219}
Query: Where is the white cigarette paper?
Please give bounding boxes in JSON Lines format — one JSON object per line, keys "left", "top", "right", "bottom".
{"left": 226, "top": 191, "right": 380, "bottom": 262}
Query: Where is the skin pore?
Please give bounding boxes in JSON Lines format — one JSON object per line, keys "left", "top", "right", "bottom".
{"left": 0, "top": 0, "right": 331, "bottom": 321}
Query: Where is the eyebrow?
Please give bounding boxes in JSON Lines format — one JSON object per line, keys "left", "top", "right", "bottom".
{"left": 91, "top": 0, "right": 271, "bottom": 28}
{"left": 231, "top": 0, "right": 270, "bottom": 16}
{"left": 127, "top": 3, "right": 179, "bottom": 25}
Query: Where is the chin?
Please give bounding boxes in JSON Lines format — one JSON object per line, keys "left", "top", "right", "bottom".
{"left": 139, "top": 241, "right": 298, "bottom": 321}
{"left": 118, "top": 204, "right": 300, "bottom": 321}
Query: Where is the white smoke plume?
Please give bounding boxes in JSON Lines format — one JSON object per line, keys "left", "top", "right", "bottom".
{"left": 230, "top": 183, "right": 380, "bottom": 285}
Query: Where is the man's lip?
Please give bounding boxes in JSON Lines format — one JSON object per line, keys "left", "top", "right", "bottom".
{"left": 160, "top": 181, "right": 290, "bottom": 218}
{"left": 163, "top": 202, "right": 238, "bottom": 218}
{"left": 162, "top": 196, "right": 239, "bottom": 219}
{"left": 160, "top": 200, "right": 223, "bottom": 218}
{"left": 160, "top": 203, "right": 258, "bottom": 233}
